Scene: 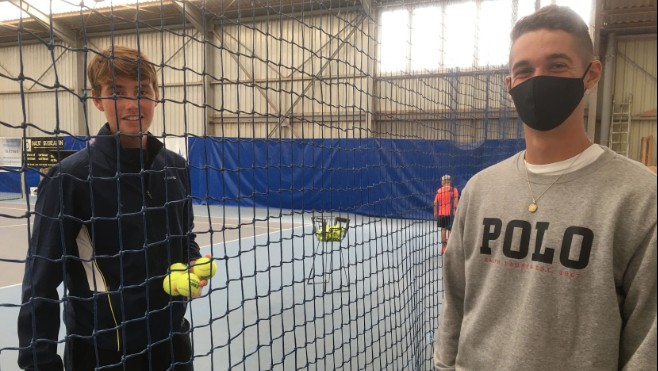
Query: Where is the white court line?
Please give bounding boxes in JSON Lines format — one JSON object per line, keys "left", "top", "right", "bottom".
{"left": 205, "top": 224, "right": 277, "bottom": 230}
{"left": 0, "top": 283, "right": 21, "bottom": 289}
{"left": 198, "top": 223, "right": 313, "bottom": 250}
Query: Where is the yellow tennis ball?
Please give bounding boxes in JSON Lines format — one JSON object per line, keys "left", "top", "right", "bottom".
{"left": 162, "top": 274, "right": 180, "bottom": 296}
{"left": 192, "top": 257, "right": 217, "bottom": 279}
{"left": 170, "top": 262, "right": 188, "bottom": 277}
{"left": 176, "top": 272, "right": 201, "bottom": 297}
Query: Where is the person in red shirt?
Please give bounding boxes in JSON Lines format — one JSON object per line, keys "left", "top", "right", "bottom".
{"left": 434, "top": 174, "right": 459, "bottom": 254}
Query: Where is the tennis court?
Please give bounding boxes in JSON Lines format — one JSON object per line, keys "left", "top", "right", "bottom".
{"left": 0, "top": 198, "right": 443, "bottom": 370}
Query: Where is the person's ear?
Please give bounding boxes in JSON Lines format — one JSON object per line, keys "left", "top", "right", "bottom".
{"left": 505, "top": 75, "right": 512, "bottom": 93}
{"left": 91, "top": 88, "right": 104, "bottom": 111}
{"left": 584, "top": 60, "right": 602, "bottom": 91}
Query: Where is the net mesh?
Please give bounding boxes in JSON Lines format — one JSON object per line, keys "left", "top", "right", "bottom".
{"left": 0, "top": 1, "right": 525, "bottom": 369}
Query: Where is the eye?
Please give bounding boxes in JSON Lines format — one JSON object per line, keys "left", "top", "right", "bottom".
{"left": 550, "top": 62, "right": 569, "bottom": 71}
{"left": 139, "top": 86, "right": 154, "bottom": 97}
{"left": 513, "top": 68, "right": 532, "bottom": 79}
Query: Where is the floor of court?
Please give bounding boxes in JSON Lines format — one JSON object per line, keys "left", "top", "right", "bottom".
{"left": 0, "top": 198, "right": 444, "bottom": 370}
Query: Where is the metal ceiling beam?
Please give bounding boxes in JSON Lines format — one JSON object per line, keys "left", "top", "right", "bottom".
{"left": 6, "top": 0, "right": 78, "bottom": 46}
{"left": 172, "top": 0, "right": 208, "bottom": 34}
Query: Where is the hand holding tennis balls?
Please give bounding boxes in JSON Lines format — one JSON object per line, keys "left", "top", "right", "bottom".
{"left": 163, "top": 261, "right": 210, "bottom": 298}
{"left": 192, "top": 256, "right": 217, "bottom": 279}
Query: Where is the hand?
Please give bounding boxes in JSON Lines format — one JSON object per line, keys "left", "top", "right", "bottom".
{"left": 189, "top": 254, "right": 212, "bottom": 267}
{"left": 191, "top": 279, "right": 208, "bottom": 299}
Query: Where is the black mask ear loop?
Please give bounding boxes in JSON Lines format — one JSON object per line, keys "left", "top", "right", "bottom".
{"left": 582, "top": 62, "right": 593, "bottom": 94}
{"left": 581, "top": 62, "right": 593, "bottom": 81}
{"left": 582, "top": 62, "right": 593, "bottom": 78}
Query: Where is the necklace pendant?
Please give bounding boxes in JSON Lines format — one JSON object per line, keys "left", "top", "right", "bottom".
{"left": 528, "top": 203, "right": 538, "bottom": 213}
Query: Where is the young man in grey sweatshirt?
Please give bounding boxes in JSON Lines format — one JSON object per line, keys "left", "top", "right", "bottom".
{"left": 434, "top": 5, "right": 656, "bottom": 371}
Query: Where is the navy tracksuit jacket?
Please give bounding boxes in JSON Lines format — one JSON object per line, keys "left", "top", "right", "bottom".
{"left": 18, "top": 124, "right": 200, "bottom": 370}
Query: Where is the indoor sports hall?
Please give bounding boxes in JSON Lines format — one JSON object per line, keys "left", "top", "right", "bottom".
{"left": 0, "top": 0, "right": 656, "bottom": 370}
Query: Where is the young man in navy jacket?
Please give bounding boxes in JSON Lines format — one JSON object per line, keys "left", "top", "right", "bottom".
{"left": 18, "top": 46, "right": 206, "bottom": 370}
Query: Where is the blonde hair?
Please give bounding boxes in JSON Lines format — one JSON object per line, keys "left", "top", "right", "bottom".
{"left": 88, "top": 46, "right": 158, "bottom": 95}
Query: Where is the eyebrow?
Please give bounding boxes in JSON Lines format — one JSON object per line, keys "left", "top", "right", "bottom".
{"left": 511, "top": 60, "right": 531, "bottom": 72}
{"left": 546, "top": 53, "right": 574, "bottom": 63}
{"left": 511, "top": 53, "right": 575, "bottom": 72}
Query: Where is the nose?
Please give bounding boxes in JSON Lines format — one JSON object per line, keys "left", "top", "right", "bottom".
{"left": 119, "top": 94, "right": 139, "bottom": 109}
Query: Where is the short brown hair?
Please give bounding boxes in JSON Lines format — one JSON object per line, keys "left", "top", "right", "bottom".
{"left": 88, "top": 46, "right": 158, "bottom": 95}
{"left": 511, "top": 5, "right": 593, "bottom": 66}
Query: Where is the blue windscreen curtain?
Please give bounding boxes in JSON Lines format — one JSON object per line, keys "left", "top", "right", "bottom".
{"left": 188, "top": 137, "right": 524, "bottom": 219}
{"left": 1, "top": 136, "right": 523, "bottom": 219}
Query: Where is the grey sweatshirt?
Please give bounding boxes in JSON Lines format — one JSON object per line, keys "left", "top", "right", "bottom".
{"left": 435, "top": 146, "right": 657, "bottom": 371}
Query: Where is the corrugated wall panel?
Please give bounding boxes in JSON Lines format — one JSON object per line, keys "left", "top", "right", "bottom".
{"left": 374, "top": 72, "right": 516, "bottom": 141}
{"left": 1, "top": 10, "right": 526, "bottom": 142}
{"left": 159, "top": 85, "right": 206, "bottom": 136}
{"left": 0, "top": 91, "right": 81, "bottom": 137}
{"left": 613, "top": 37, "right": 657, "bottom": 163}
{"left": 378, "top": 75, "right": 512, "bottom": 113}
{"left": 0, "top": 43, "right": 77, "bottom": 89}
{"left": 0, "top": 94, "right": 23, "bottom": 137}
{"left": 1, "top": 12, "right": 517, "bottom": 142}
{"left": 0, "top": 43, "right": 81, "bottom": 137}
{"left": 614, "top": 38, "right": 657, "bottom": 116}
{"left": 630, "top": 119, "right": 658, "bottom": 164}
{"left": 213, "top": 12, "right": 371, "bottom": 139}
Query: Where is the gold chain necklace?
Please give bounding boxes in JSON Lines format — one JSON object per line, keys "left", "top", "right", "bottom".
{"left": 523, "top": 150, "right": 585, "bottom": 213}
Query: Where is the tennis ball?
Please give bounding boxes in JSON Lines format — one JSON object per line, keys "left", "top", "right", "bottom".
{"left": 329, "top": 225, "right": 343, "bottom": 240}
{"left": 163, "top": 263, "right": 189, "bottom": 296}
{"left": 176, "top": 272, "right": 201, "bottom": 297}
{"left": 162, "top": 274, "right": 180, "bottom": 296}
{"left": 192, "top": 257, "right": 217, "bottom": 279}
{"left": 169, "top": 263, "right": 188, "bottom": 277}
{"left": 317, "top": 225, "right": 331, "bottom": 241}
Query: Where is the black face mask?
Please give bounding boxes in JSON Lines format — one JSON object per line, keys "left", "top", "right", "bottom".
{"left": 509, "top": 64, "right": 591, "bottom": 132}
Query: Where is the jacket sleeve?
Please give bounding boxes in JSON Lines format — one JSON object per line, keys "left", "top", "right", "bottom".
{"left": 619, "top": 223, "right": 657, "bottom": 370}
{"left": 17, "top": 169, "right": 73, "bottom": 371}
{"left": 184, "top": 167, "right": 201, "bottom": 262}
{"left": 434, "top": 190, "right": 467, "bottom": 370}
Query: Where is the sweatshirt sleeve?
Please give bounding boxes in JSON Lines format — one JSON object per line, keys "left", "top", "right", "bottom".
{"left": 619, "top": 223, "right": 657, "bottom": 370}
{"left": 434, "top": 191, "right": 468, "bottom": 370}
{"left": 17, "top": 169, "right": 70, "bottom": 371}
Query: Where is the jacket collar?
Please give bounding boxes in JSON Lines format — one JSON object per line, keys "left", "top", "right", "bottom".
{"left": 92, "top": 123, "right": 164, "bottom": 169}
